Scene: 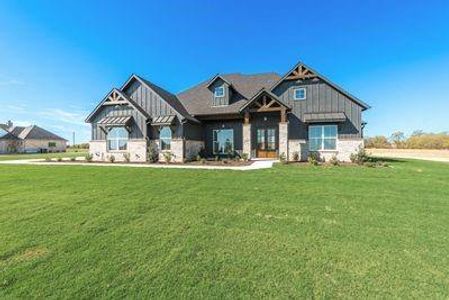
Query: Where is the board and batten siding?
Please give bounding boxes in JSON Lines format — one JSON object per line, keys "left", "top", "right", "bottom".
{"left": 91, "top": 105, "right": 146, "bottom": 140}
{"left": 209, "top": 79, "right": 231, "bottom": 107}
{"left": 273, "top": 79, "right": 363, "bottom": 140}
{"left": 91, "top": 79, "right": 187, "bottom": 141}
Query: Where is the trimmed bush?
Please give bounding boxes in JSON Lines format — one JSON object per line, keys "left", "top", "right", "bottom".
{"left": 85, "top": 153, "right": 93, "bottom": 162}
{"left": 241, "top": 153, "right": 249, "bottom": 162}
{"left": 279, "top": 152, "right": 287, "bottom": 164}
{"left": 109, "top": 155, "right": 115, "bottom": 163}
{"left": 350, "top": 148, "right": 369, "bottom": 165}
{"left": 308, "top": 152, "right": 320, "bottom": 166}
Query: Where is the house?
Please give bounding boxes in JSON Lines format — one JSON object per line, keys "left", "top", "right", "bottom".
{"left": 0, "top": 121, "right": 68, "bottom": 154}
{"left": 86, "top": 61, "right": 370, "bottom": 163}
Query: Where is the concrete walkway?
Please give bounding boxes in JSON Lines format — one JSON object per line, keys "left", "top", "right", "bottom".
{"left": 0, "top": 158, "right": 277, "bottom": 171}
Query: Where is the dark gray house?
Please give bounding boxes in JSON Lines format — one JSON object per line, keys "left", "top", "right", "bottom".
{"left": 86, "top": 61, "right": 370, "bottom": 162}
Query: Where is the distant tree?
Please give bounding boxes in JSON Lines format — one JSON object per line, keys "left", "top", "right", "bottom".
{"left": 390, "top": 131, "right": 406, "bottom": 148}
{"left": 411, "top": 130, "right": 424, "bottom": 137}
{"left": 364, "top": 136, "right": 391, "bottom": 149}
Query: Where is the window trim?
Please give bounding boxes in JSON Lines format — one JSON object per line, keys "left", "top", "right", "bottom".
{"left": 212, "top": 129, "right": 234, "bottom": 155}
{"left": 293, "top": 87, "right": 306, "bottom": 100}
{"left": 214, "top": 86, "right": 225, "bottom": 98}
{"left": 159, "top": 126, "right": 172, "bottom": 151}
{"left": 308, "top": 125, "right": 338, "bottom": 151}
{"left": 107, "top": 126, "right": 129, "bottom": 152}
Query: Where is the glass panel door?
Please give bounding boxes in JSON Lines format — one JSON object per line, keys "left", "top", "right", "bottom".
{"left": 257, "top": 129, "right": 266, "bottom": 150}
{"left": 267, "top": 128, "right": 276, "bottom": 150}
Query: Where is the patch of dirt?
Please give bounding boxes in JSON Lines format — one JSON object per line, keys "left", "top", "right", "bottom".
{"left": 367, "top": 148, "right": 449, "bottom": 162}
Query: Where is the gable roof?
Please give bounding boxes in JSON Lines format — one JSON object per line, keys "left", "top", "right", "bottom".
{"left": 123, "top": 75, "right": 199, "bottom": 123}
{"left": 85, "top": 88, "right": 150, "bottom": 123}
{"left": 177, "top": 73, "right": 281, "bottom": 116}
{"left": 0, "top": 125, "right": 67, "bottom": 141}
{"left": 205, "top": 74, "right": 233, "bottom": 88}
{"left": 270, "top": 61, "right": 371, "bottom": 110}
{"left": 239, "top": 88, "right": 290, "bottom": 112}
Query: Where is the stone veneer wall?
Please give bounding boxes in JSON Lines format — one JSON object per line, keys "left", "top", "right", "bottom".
{"left": 242, "top": 124, "right": 251, "bottom": 158}
{"left": 278, "top": 123, "right": 288, "bottom": 159}
{"left": 89, "top": 139, "right": 147, "bottom": 162}
{"left": 185, "top": 140, "right": 204, "bottom": 160}
{"left": 152, "top": 139, "right": 184, "bottom": 163}
{"left": 287, "top": 139, "right": 363, "bottom": 162}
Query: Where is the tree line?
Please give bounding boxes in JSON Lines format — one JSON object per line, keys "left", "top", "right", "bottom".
{"left": 365, "top": 131, "right": 449, "bottom": 149}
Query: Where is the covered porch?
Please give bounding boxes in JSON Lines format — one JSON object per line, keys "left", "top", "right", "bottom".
{"left": 240, "top": 89, "right": 290, "bottom": 159}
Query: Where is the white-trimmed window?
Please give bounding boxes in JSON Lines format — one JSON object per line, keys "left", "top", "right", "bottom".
{"left": 309, "top": 125, "right": 337, "bottom": 151}
{"left": 160, "top": 126, "right": 172, "bottom": 150}
{"left": 107, "top": 127, "right": 129, "bottom": 151}
{"left": 214, "top": 86, "right": 225, "bottom": 97}
{"left": 213, "top": 129, "right": 234, "bottom": 154}
{"left": 293, "top": 87, "right": 306, "bottom": 100}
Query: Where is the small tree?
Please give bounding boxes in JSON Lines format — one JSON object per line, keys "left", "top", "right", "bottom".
{"left": 390, "top": 131, "right": 406, "bottom": 149}
{"left": 147, "top": 143, "right": 158, "bottom": 163}
{"left": 123, "top": 153, "right": 131, "bottom": 163}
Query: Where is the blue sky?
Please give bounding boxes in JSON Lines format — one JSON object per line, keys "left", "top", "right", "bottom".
{"left": 0, "top": 0, "right": 448, "bottom": 143}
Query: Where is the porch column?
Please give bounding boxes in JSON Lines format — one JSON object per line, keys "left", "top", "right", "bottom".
{"left": 242, "top": 111, "right": 251, "bottom": 158}
{"left": 278, "top": 108, "right": 288, "bottom": 160}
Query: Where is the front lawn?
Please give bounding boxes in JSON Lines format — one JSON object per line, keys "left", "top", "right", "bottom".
{"left": 0, "top": 160, "right": 448, "bottom": 298}
{"left": 0, "top": 149, "right": 86, "bottom": 161}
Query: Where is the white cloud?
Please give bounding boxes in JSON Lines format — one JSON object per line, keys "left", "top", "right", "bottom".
{"left": 38, "top": 108, "right": 89, "bottom": 127}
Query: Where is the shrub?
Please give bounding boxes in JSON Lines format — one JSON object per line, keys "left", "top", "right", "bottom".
{"left": 108, "top": 155, "right": 115, "bottom": 163}
{"left": 123, "top": 153, "right": 131, "bottom": 163}
{"left": 85, "top": 153, "right": 93, "bottom": 162}
{"left": 70, "top": 157, "right": 76, "bottom": 162}
{"left": 329, "top": 154, "right": 340, "bottom": 166}
{"left": 45, "top": 157, "right": 52, "bottom": 162}
{"left": 241, "top": 153, "right": 249, "bottom": 162}
{"left": 163, "top": 151, "right": 173, "bottom": 164}
{"left": 350, "top": 148, "right": 369, "bottom": 165}
{"left": 57, "top": 157, "right": 63, "bottom": 162}
{"left": 214, "top": 156, "right": 220, "bottom": 162}
{"left": 198, "top": 148, "right": 206, "bottom": 158}
{"left": 292, "top": 151, "right": 299, "bottom": 162}
{"left": 147, "top": 143, "right": 158, "bottom": 163}
{"left": 201, "top": 158, "right": 206, "bottom": 165}
{"left": 195, "top": 155, "right": 201, "bottom": 162}
{"left": 279, "top": 152, "right": 287, "bottom": 164}
{"left": 308, "top": 152, "right": 320, "bottom": 166}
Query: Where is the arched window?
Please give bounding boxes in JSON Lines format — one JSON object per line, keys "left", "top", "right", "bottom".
{"left": 107, "top": 127, "right": 129, "bottom": 151}
{"left": 160, "top": 126, "right": 172, "bottom": 150}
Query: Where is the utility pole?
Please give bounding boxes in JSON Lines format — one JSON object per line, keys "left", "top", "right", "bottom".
{"left": 72, "top": 131, "right": 75, "bottom": 146}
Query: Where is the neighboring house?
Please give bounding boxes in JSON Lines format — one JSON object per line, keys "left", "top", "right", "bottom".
{"left": 0, "top": 121, "right": 67, "bottom": 154}
{"left": 86, "top": 61, "right": 370, "bottom": 162}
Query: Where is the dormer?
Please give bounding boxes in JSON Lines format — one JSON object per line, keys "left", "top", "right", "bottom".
{"left": 206, "top": 75, "right": 233, "bottom": 106}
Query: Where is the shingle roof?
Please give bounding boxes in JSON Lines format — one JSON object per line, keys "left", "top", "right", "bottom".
{"left": 303, "top": 112, "right": 347, "bottom": 123}
{"left": 177, "top": 73, "right": 281, "bottom": 116}
{"left": 1, "top": 125, "right": 67, "bottom": 141}
{"left": 135, "top": 75, "right": 198, "bottom": 123}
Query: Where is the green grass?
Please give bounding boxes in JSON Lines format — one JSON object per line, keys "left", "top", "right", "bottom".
{"left": 0, "top": 160, "right": 448, "bottom": 298}
{"left": 0, "top": 149, "right": 86, "bottom": 161}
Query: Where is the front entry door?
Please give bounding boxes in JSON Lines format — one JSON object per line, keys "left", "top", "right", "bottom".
{"left": 256, "top": 128, "right": 277, "bottom": 158}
